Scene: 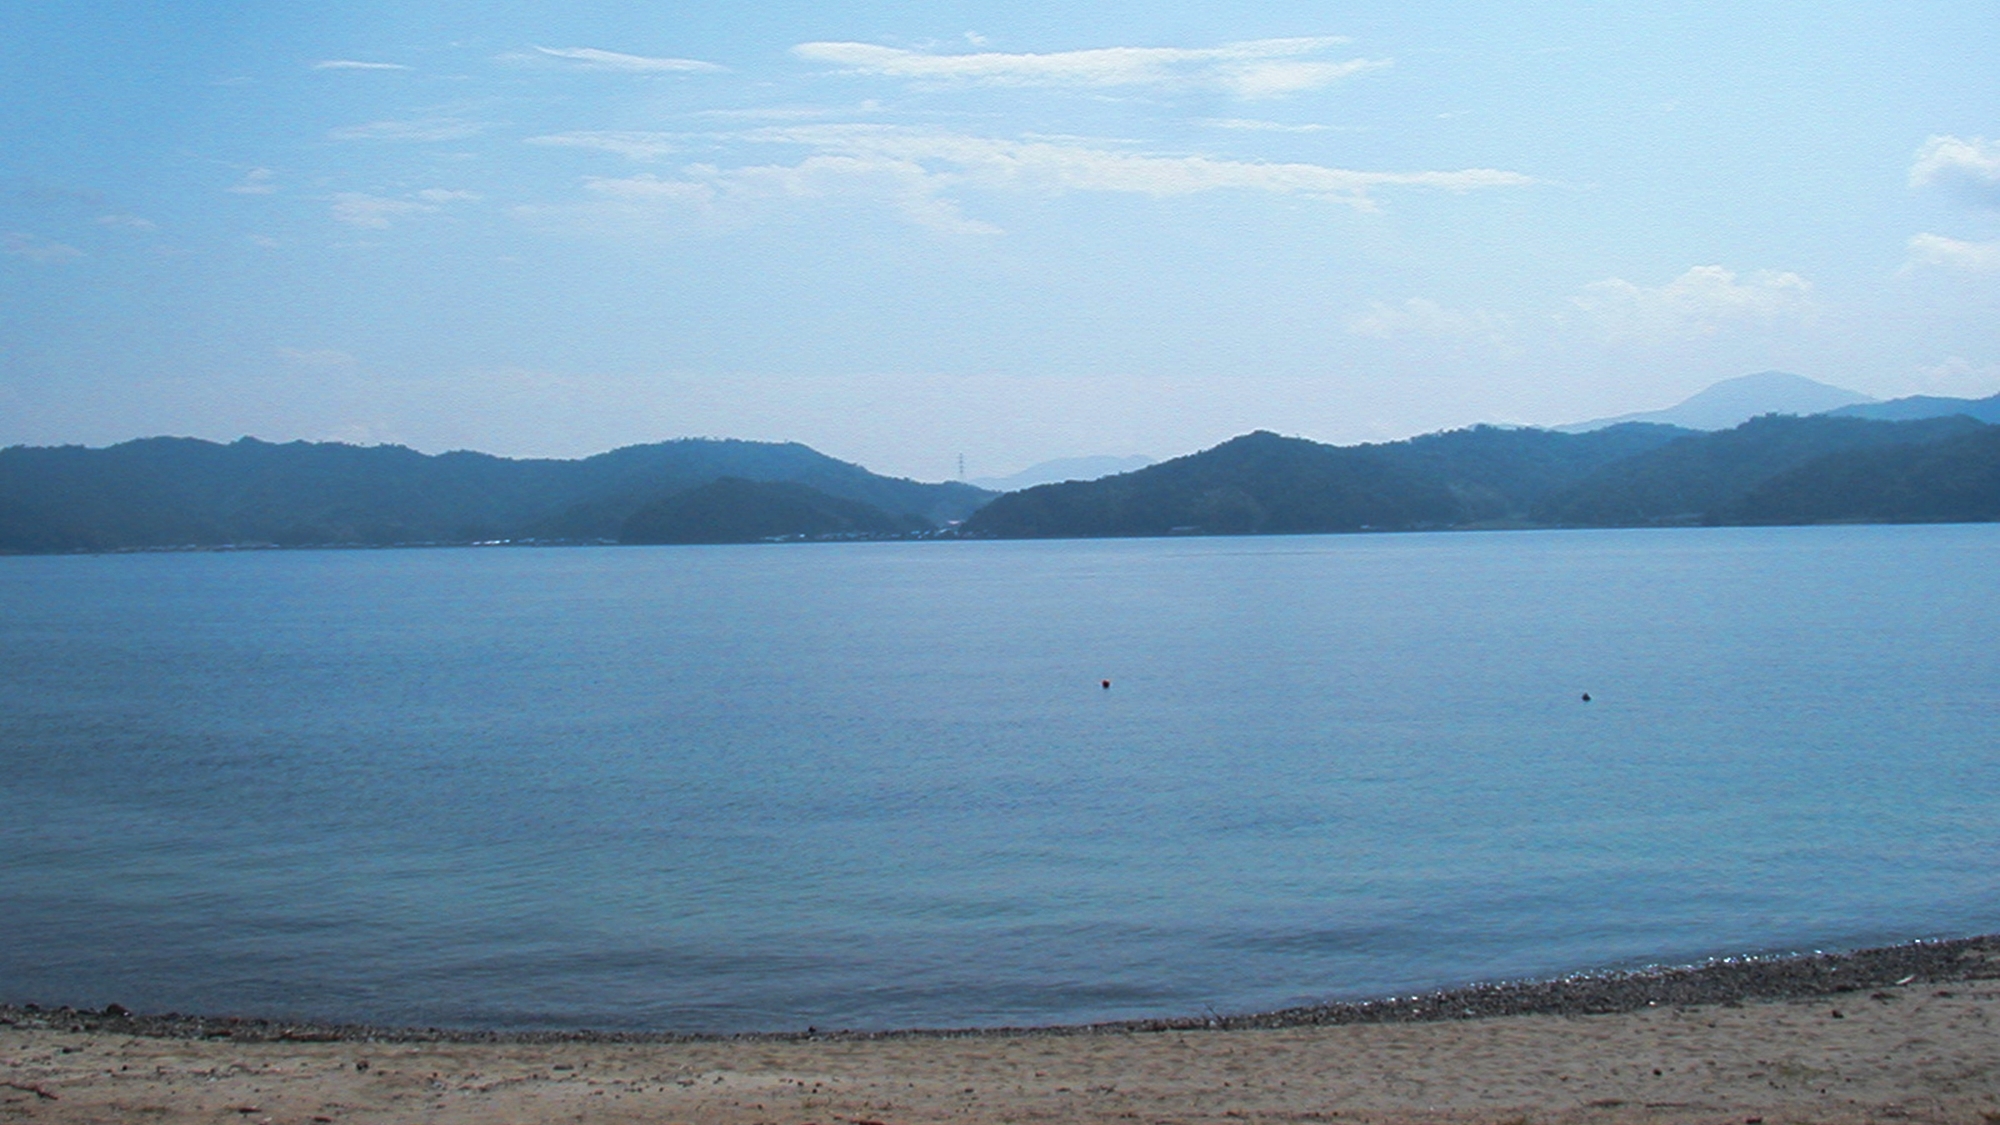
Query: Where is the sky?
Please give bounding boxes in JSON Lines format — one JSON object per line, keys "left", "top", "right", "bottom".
{"left": 3, "top": 1, "right": 1998, "bottom": 481}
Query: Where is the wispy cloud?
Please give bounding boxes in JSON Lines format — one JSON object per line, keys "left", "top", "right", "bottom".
{"left": 227, "top": 167, "right": 277, "bottom": 194}
{"left": 1198, "top": 118, "right": 1334, "bottom": 133}
{"left": 692, "top": 105, "right": 873, "bottom": 123}
{"left": 329, "top": 190, "right": 475, "bottom": 229}
{"left": 331, "top": 194, "right": 435, "bottom": 229}
{"left": 578, "top": 158, "right": 1000, "bottom": 236}
{"left": 3, "top": 232, "right": 84, "bottom": 262}
{"left": 329, "top": 118, "right": 484, "bottom": 142}
{"left": 527, "top": 131, "right": 680, "bottom": 161}
{"left": 792, "top": 37, "right": 1387, "bottom": 99}
{"left": 1573, "top": 265, "right": 1813, "bottom": 342}
{"left": 552, "top": 123, "right": 1544, "bottom": 235}
{"left": 1347, "top": 298, "right": 1513, "bottom": 345}
{"left": 1905, "top": 232, "right": 2000, "bottom": 272}
{"left": 1912, "top": 356, "right": 2000, "bottom": 397}
{"left": 277, "top": 347, "right": 360, "bottom": 368}
{"left": 544, "top": 124, "right": 1534, "bottom": 236}
{"left": 313, "top": 59, "right": 410, "bottom": 72}
{"left": 531, "top": 46, "right": 725, "bottom": 73}
{"left": 1910, "top": 135, "right": 2000, "bottom": 206}
{"left": 749, "top": 124, "right": 1529, "bottom": 203}
{"left": 96, "top": 213, "right": 157, "bottom": 230}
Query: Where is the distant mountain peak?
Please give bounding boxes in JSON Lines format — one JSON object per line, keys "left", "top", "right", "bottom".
{"left": 1557, "top": 371, "right": 1877, "bottom": 433}
{"left": 968, "top": 453, "right": 1154, "bottom": 492}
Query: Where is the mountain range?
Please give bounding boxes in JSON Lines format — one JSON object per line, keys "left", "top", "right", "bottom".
{"left": 968, "top": 455, "right": 1156, "bottom": 492}
{"left": 963, "top": 413, "right": 2000, "bottom": 538}
{"left": 6, "top": 372, "right": 2000, "bottom": 552}
{"left": 1555, "top": 371, "right": 1876, "bottom": 431}
{"left": 0, "top": 437, "right": 991, "bottom": 552}
{"left": 1557, "top": 370, "right": 2000, "bottom": 432}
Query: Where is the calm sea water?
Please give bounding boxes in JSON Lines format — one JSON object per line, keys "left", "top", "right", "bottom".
{"left": 2, "top": 526, "right": 1997, "bottom": 1032}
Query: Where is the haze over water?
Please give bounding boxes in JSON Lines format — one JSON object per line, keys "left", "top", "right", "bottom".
{"left": 3, "top": 525, "right": 1997, "bottom": 1033}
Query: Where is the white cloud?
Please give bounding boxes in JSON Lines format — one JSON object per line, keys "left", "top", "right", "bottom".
{"left": 329, "top": 193, "right": 437, "bottom": 229}
{"left": 553, "top": 124, "right": 1532, "bottom": 238}
{"left": 1573, "top": 265, "right": 1813, "bottom": 342}
{"left": 313, "top": 59, "right": 410, "bottom": 71}
{"left": 328, "top": 189, "right": 477, "bottom": 228}
{"left": 277, "top": 347, "right": 359, "bottom": 368}
{"left": 792, "top": 37, "right": 1387, "bottom": 99}
{"left": 1905, "top": 232, "right": 2000, "bottom": 272}
{"left": 748, "top": 124, "right": 1530, "bottom": 203}
{"left": 527, "top": 131, "right": 680, "bottom": 161}
{"left": 576, "top": 175, "right": 717, "bottom": 210}
{"left": 1910, "top": 356, "right": 2000, "bottom": 397}
{"left": 96, "top": 213, "right": 156, "bottom": 230}
{"left": 227, "top": 167, "right": 277, "bottom": 194}
{"left": 1347, "top": 298, "right": 1513, "bottom": 343}
{"left": 580, "top": 158, "right": 1001, "bottom": 236}
{"left": 1226, "top": 59, "right": 1383, "bottom": 99}
{"left": 1909, "top": 135, "right": 2000, "bottom": 206}
{"left": 329, "top": 118, "right": 483, "bottom": 142}
{"left": 544, "top": 124, "right": 1533, "bottom": 235}
{"left": 531, "top": 46, "right": 725, "bottom": 73}
{"left": 693, "top": 105, "right": 870, "bottom": 123}
{"left": 1198, "top": 118, "right": 1333, "bottom": 133}
{"left": 3, "top": 232, "right": 84, "bottom": 263}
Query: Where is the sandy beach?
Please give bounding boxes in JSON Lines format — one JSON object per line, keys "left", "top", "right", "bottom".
{"left": 5, "top": 939, "right": 1998, "bottom": 1124}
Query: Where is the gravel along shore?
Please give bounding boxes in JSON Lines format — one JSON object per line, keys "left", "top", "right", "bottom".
{"left": 3, "top": 935, "right": 1997, "bottom": 1123}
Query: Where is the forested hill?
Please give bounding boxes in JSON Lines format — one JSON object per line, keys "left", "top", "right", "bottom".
{"left": 960, "top": 424, "right": 1689, "bottom": 537}
{"left": 1531, "top": 414, "right": 1988, "bottom": 526}
{"left": 0, "top": 436, "right": 992, "bottom": 552}
{"left": 620, "top": 478, "right": 933, "bottom": 544}
{"left": 9, "top": 413, "right": 1998, "bottom": 552}
{"left": 962, "top": 415, "right": 2000, "bottom": 538}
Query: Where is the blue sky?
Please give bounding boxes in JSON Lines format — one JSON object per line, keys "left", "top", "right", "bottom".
{"left": 4, "top": 1, "right": 1997, "bottom": 479}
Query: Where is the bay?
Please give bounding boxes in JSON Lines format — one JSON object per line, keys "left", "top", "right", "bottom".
{"left": 2, "top": 525, "right": 1997, "bottom": 1032}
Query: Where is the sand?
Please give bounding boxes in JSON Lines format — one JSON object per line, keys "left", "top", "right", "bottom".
{"left": 4, "top": 983, "right": 1997, "bottom": 1124}
{"left": 6, "top": 941, "right": 1998, "bottom": 1124}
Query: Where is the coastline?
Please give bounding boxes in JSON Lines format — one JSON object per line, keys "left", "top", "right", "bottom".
{"left": 7, "top": 933, "right": 1996, "bottom": 1042}
{"left": 6, "top": 936, "right": 1997, "bottom": 1124}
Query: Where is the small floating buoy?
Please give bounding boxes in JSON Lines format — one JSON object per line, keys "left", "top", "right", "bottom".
{"left": 1580, "top": 692, "right": 1592, "bottom": 702}
{"left": 1101, "top": 679, "right": 1112, "bottom": 690}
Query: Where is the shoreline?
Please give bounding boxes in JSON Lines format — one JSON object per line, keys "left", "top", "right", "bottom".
{"left": 8, "top": 933, "right": 1996, "bottom": 1044}
{"left": 9, "top": 936, "right": 1998, "bottom": 1125}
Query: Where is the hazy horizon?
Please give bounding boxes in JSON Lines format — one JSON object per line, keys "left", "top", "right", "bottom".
{"left": 4, "top": 2, "right": 1997, "bottom": 480}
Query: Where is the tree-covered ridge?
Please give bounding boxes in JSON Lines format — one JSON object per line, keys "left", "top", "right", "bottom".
{"left": 958, "top": 431, "right": 1459, "bottom": 539}
{"left": 7, "top": 413, "right": 1999, "bottom": 553}
{"left": 0, "top": 436, "right": 990, "bottom": 552}
{"left": 961, "top": 423, "right": 1693, "bottom": 538}
{"left": 1724, "top": 425, "right": 2000, "bottom": 525}
{"left": 962, "top": 415, "right": 2000, "bottom": 538}
{"left": 1826, "top": 391, "right": 2000, "bottom": 424}
{"left": 1531, "top": 414, "right": 1988, "bottom": 526}
{"left": 620, "top": 478, "right": 933, "bottom": 544}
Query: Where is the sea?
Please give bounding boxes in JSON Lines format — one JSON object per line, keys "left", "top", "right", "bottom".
{"left": 2, "top": 525, "right": 1996, "bottom": 1033}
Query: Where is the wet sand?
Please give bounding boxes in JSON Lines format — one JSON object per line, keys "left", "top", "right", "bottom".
{"left": 5, "top": 938, "right": 1998, "bottom": 1124}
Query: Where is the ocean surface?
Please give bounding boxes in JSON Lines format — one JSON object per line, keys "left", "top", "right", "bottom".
{"left": 2, "top": 526, "right": 1997, "bottom": 1033}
